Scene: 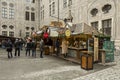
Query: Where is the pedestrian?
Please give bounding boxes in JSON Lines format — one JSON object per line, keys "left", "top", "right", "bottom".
{"left": 55, "top": 38, "right": 60, "bottom": 56}
{"left": 25, "top": 39, "right": 32, "bottom": 56}
{"left": 19, "top": 39, "right": 23, "bottom": 50}
{"left": 39, "top": 38, "right": 44, "bottom": 58}
{"left": 14, "top": 39, "right": 21, "bottom": 57}
{"left": 48, "top": 38, "right": 53, "bottom": 55}
{"left": 61, "top": 38, "right": 69, "bottom": 58}
{"left": 6, "top": 39, "right": 13, "bottom": 58}
{"left": 31, "top": 40, "right": 37, "bottom": 57}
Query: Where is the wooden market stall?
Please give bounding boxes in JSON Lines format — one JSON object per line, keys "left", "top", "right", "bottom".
{"left": 64, "top": 23, "right": 99, "bottom": 62}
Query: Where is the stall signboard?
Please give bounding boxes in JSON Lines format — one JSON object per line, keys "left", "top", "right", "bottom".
{"left": 50, "top": 21, "right": 63, "bottom": 27}
{"left": 65, "top": 29, "right": 71, "bottom": 37}
{"left": 50, "top": 31, "right": 58, "bottom": 37}
{"left": 103, "top": 41, "right": 114, "bottom": 62}
{"left": 94, "top": 37, "right": 98, "bottom": 62}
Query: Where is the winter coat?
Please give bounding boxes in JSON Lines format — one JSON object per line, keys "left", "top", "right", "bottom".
{"left": 40, "top": 40, "right": 44, "bottom": 51}
{"left": 6, "top": 42, "right": 13, "bottom": 52}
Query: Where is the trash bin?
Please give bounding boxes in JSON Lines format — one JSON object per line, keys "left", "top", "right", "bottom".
{"left": 81, "top": 54, "right": 93, "bottom": 70}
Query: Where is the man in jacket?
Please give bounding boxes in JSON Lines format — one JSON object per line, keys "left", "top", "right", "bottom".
{"left": 14, "top": 39, "right": 21, "bottom": 57}
{"left": 40, "top": 38, "right": 44, "bottom": 58}
{"left": 6, "top": 39, "right": 13, "bottom": 58}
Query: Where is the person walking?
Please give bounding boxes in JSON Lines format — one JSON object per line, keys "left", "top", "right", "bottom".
{"left": 6, "top": 39, "right": 13, "bottom": 58}
{"left": 39, "top": 38, "right": 44, "bottom": 58}
{"left": 31, "top": 40, "right": 37, "bottom": 57}
{"left": 55, "top": 38, "right": 60, "bottom": 56}
{"left": 14, "top": 39, "right": 21, "bottom": 57}
{"left": 19, "top": 39, "right": 24, "bottom": 50}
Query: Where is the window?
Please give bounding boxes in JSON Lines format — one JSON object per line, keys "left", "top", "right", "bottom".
{"left": 2, "top": 7, "right": 7, "bottom": 18}
{"left": 9, "top": 25, "right": 14, "bottom": 29}
{"left": 49, "top": 5, "right": 51, "bottom": 16}
{"left": 26, "top": 32, "right": 30, "bottom": 37}
{"left": 31, "top": 12, "right": 35, "bottom": 21}
{"left": 2, "top": 2, "right": 7, "bottom": 6}
{"left": 102, "top": 4, "right": 112, "bottom": 13}
{"left": 32, "top": 0, "right": 35, "bottom": 3}
{"left": 31, "top": 7, "right": 35, "bottom": 11}
{"left": 68, "top": 0, "right": 72, "bottom": 6}
{"left": 9, "top": 31, "right": 14, "bottom": 37}
{"left": 2, "top": 25, "right": 7, "bottom": 29}
{"left": 90, "top": 8, "right": 98, "bottom": 16}
{"left": 25, "top": 11, "right": 29, "bottom": 20}
{"left": 43, "top": 10, "right": 44, "bottom": 19}
{"left": 9, "top": 8, "right": 14, "bottom": 19}
{"left": 2, "top": 31, "right": 7, "bottom": 36}
{"left": 91, "top": 21, "right": 98, "bottom": 30}
{"left": 41, "top": 11, "right": 42, "bottom": 20}
{"left": 9, "top": 3, "right": 14, "bottom": 7}
{"left": 26, "top": 6, "right": 29, "bottom": 10}
{"left": 26, "top": 27, "right": 29, "bottom": 30}
{"left": 52, "top": 2, "right": 55, "bottom": 14}
{"left": 63, "top": 0, "right": 67, "bottom": 8}
{"left": 26, "top": 0, "right": 31, "bottom": 2}
{"left": 41, "top": 5, "right": 44, "bottom": 20}
{"left": 102, "top": 19, "right": 112, "bottom": 35}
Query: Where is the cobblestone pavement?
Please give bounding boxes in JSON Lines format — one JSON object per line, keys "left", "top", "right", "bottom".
{"left": 73, "top": 54, "right": 120, "bottom": 80}
{"left": 0, "top": 48, "right": 119, "bottom": 80}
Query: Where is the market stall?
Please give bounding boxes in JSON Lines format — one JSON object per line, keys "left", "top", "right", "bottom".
{"left": 64, "top": 23, "right": 99, "bottom": 63}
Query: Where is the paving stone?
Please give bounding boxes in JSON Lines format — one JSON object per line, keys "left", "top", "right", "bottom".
{"left": 0, "top": 48, "right": 120, "bottom": 80}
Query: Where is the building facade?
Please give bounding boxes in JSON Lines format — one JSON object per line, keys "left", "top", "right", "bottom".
{"left": 0, "top": 0, "right": 39, "bottom": 39}
{"left": 39, "top": 0, "right": 120, "bottom": 46}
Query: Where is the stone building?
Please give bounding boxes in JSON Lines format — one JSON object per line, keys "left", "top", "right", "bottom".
{"left": 0, "top": 0, "right": 120, "bottom": 45}
{"left": 0, "top": 0, "right": 39, "bottom": 39}
{"left": 39, "top": 0, "right": 120, "bottom": 46}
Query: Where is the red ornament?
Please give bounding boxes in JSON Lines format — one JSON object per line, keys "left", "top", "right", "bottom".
{"left": 43, "top": 32, "right": 49, "bottom": 39}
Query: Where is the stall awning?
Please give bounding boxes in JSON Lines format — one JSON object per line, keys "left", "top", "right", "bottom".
{"left": 36, "top": 31, "right": 43, "bottom": 34}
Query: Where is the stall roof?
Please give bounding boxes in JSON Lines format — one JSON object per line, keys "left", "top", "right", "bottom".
{"left": 72, "top": 23, "right": 99, "bottom": 35}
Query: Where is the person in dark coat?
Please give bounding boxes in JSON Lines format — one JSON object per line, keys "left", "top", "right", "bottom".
{"left": 25, "top": 39, "right": 32, "bottom": 56}
{"left": 14, "top": 39, "right": 21, "bottom": 57}
{"left": 31, "top": 40, "right": 37, "bottom": 57}
{"left": 40, "top": 38, "right": 44, "bottom": 58}
{"left": 6, "top": 39, "right": 13, "bottom": 58}
{"left": 55, "top": 38, "right": 60, "bottom": 56}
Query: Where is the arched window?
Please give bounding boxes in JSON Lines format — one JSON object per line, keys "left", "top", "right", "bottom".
{"left": 102, "top": 4, "right": 112, "bottom": 13}
{"left": 26, "top": 27, "right": 29, "bottom": 30}
{"left": 2, "top": 25, "right": 7, "bottom": 29}
{"left": 26, "top": 6, "right": 29, "bottom": 10}
{"left": 90, "top": 8, "right": 98, "bottom": 16}
{"left": 9, "top": 3, "right": 14, "bottom": 7}
{"left": 9, "top": 25, "right": 14, "bottom": 29}
{"left": 31, "top": 7, "right": 35, "bottom": 11}
{"left": 2, "top": 2, "right": 7, "bottom": 6}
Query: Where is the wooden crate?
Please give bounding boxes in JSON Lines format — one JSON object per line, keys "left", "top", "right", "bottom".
{"left": 44, "top": 46, "right": 49, "bottom": 55}
{"left": 81, "top": 54, "right": 93, "bottom": 70}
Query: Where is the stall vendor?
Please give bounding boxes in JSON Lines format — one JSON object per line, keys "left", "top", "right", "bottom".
{"left": 74, "top": 39, "right": 79, "bottom": 48}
